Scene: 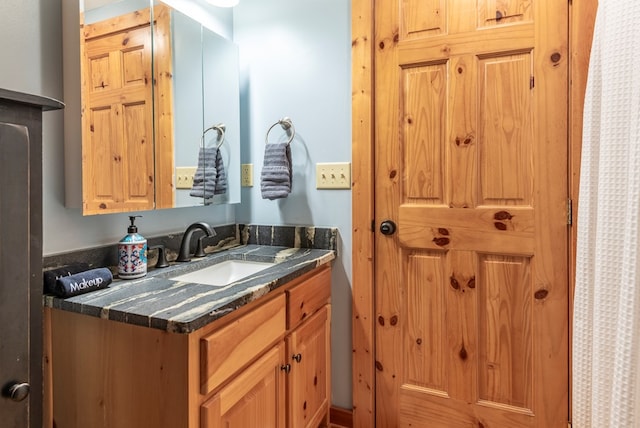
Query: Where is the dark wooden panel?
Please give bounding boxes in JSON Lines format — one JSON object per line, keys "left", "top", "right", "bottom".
{"left": 0, "top": 91, "right": 62, "bottom": 428}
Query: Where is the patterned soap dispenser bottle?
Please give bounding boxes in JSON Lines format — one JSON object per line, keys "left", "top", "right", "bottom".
{"left": 118, "top": 215, "right": 147, "bottom": 280}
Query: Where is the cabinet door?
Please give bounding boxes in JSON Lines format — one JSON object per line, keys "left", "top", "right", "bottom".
{"left": 201, "top": 342, "right": 286, "bottom": 428}
{"left": 287, "top": 305, "right": 331, "bottom": 428}
{"left": 0, "top": 122, "right": 33, "bottom": 427}
{"left": 81, "top": 16, "right": 155, "bottom": 214}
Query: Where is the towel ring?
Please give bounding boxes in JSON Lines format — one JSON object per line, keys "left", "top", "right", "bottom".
{"left": 265, "top": 117, "right": 295, "bottom": 146}
{"left": 202, "top": 123, "right": 226, "bottom": 149}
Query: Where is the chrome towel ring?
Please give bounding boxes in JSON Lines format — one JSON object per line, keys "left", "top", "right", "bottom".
{"left": 265, "top": 117, "right": 295, "bottom": 145}
{"left": 202, "top": 123, "right": 226, "bottom": 149}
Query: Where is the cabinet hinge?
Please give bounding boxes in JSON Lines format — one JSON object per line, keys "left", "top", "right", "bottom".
{"left": 567, "top": 198, "right": 573, "bottom": 226}
{"left": 530, "top": 75, "right": 535, "bottom": 89}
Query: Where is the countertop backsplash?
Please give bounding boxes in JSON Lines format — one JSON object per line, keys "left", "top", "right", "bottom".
{"left": 43, "top": 224, "right": 338, "bottom": 272}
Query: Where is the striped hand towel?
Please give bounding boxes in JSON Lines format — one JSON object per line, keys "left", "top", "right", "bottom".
{"left": 190, "top": 147, "right": 217, "bottom": 199}
{"left": 261, "top": 142, "right": 292, "bottom": 200}
{"left": 214, "top": 148, "right": 227, "bottom": 195}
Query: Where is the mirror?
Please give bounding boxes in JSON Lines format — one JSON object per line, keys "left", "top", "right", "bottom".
{"left": 79, "top": 0, "right": 240, "bottom": 215}
{"left": 167, "top": 2, "right": 241, "bottom": 208}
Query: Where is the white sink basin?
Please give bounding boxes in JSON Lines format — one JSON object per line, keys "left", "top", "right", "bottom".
{"left": 170, "top": 260, "right": 274, "bottom": 286}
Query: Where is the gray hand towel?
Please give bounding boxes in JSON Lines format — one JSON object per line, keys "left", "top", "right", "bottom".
{"left": 190, "top": 147, "right": 217, "bottom": 199}
{"left": 54, "top": 267, "right": 112, "bottom": 298}
{"left": 261, "top": 143, "right": 292, "bottom": 200}
{"left": 214, "top": 148, "right": 227, "bottom": 195}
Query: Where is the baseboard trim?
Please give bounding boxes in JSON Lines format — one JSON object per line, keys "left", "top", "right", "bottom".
{"left": 330, "top": 406, "right": 353, "bottom": 428}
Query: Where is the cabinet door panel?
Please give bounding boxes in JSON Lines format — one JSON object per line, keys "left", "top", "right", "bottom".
{"left": 287, "top": 305, "right": 331, "bottom": 428}
{"left": 82, "top": 17, "right": 154, "bottom": 214}
{"left": 201, "top": 343, "right": 286, "bottom": 428}
{"left": 200, "top": 294, "right": 286, "bottom": 395}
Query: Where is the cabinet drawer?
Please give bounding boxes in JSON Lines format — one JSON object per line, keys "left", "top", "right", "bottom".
{"left": 287, "top": 266, "right": 331, "bottom": 329}
{"left": 200, "top": 294, "right": 286, "bottom": 395}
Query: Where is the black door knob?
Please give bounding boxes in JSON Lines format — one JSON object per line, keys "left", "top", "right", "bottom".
{"left": 380, "top": 220, "right": 397, "bottom": 235}
{"left": 3, "top": 382, "right": 30, "bottom": 402}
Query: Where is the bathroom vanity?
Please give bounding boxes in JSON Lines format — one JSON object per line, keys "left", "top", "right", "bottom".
{"left": 44, "top": 244, "right": 333, "bottom": 428}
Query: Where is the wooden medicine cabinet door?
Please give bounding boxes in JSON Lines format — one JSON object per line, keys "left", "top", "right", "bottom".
{"left": 81, "top": 10, "right": 156, "bottom": 214}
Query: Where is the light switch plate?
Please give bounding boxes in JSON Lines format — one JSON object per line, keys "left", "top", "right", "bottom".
{"left": 316, "top": 162, "right": 351, "bottom": 189}
{"left": 176, "top": 166, "right": 197, "bottom": 189}
{"left": 241, "top": 163, "right": 254, "bottom": 187}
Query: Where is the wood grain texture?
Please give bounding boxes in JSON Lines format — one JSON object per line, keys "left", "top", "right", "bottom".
{"left": 350, "top": 0, "right": 376, "bottom": 426}
{"left": 478, "top": 53, "right": 532, "bottom": 204}
{"left": 287, "top": 265, "right": 331, "bottom": 328}
{"left": 405, "top": 252, "right": 447, "bottom": 390}
{"left": 477, "top": 0, "right": 532, "bottom": 28}
{"left": 50, "top": 309, "right": 190, "bottom": 428}
{"left": 200, "top": 294, "right": 286, "bottom": 395}
{"left": 375, "top": 0, "right": 569, "bottom": 426}
{"left": 353, "top": 0, "right": 590, "bottom": 425}
{"left": 288, "top": 305, "right": 331, "bottom": 428}
{"left": 399, "top": 205, "right": 535, "bottom": 254}
{"left": 398, "top": 24, "right": 535, "bottom": 65}
{"left": 401, "top": 0, "right": 446, "bottom": 39}
{"left": 200, "top": 343, "right": 286, "bottom": 428}
{"left": 445, "top": 251, "right": 478, "bottom": 403}
{"left": 330, "top": 406, "right": 354, "bottom": 428}
{"left": 373, "top": 0, "right": 403, "bottom": 426}
{"left": 81, "top": 13, "right": 154, "bottom": 214}
{"left": 449, "top": 53, "right": 478, "bottom": 208}
{"left": 530, "top": 0, "right": 570, "bottom": 423}
{"left": 477, "top": 255, "right": 533, "bottom": 409}
{"left": 404, "top": 64, "right": 446, "bottom": 203}
{"left": 82, "top": 8, "right": 151, "bottom": 41}
{"left": 49, "top": 266, "right": 331, "bottom": 428}
{"left": 153, "top": 4, "right": 175, "bottom": 209}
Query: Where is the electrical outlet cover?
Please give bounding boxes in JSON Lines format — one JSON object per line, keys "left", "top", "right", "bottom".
{"left": 241, "top": 163, "right": 254, "bottom": 187}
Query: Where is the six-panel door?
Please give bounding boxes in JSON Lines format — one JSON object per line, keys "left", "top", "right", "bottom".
{"left": 374, "top": 0, "right": 570, "bottom": 426}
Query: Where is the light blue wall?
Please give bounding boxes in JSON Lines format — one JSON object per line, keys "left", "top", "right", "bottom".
{"left": 0, "top": 0, "right": 352, "bottom": 410}
{"left": 234, "top": 0, "right": 352, "bottom": 408}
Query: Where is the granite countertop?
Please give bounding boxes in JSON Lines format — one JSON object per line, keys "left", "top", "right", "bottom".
{"left": 44, "top": 244, "right": 335, "bottom": 334}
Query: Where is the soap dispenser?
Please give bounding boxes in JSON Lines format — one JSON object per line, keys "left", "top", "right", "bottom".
{"left": 118, "top": 215, "right": 147, "bottom": 279}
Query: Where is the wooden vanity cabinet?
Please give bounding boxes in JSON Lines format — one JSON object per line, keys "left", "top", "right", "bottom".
{"left": 46, "top": 265, "right": 331, "bottom": 428}
{"left": 200, "top": 265, "right": 332, "bottom": 428}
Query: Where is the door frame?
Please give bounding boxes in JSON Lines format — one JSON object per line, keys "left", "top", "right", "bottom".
{"left": 350, "top": 1, "right": 599, "bottom": 427}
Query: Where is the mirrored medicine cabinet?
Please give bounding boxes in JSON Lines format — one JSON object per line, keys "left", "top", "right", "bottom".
{"left": 74, "top": 0, "right": 240, "bottom": 215}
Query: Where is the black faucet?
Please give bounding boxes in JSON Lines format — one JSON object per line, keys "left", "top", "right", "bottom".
{"left": 176, "top": 222, "right": 216, "bottom": 262}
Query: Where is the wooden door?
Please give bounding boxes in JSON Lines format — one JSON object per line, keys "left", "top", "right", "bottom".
{"left": 200, "top": 343, "right": 286, "bottom": 428}
{"left": 287, "top": 305, "right": 331, "bottom": 428}
{"left": 374, "top": 0, "right": 569, "bottom": 427}
{"left": 81, "top": 12, "right": 154, "bottom": 214}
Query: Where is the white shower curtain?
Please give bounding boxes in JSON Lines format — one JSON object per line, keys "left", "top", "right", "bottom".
{"left": 573, "top": 1, "right": 640, "bottom": 427}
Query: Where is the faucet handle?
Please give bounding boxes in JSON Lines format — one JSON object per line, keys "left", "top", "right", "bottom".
{"left": 194, "top": 236, "right": 207, "bottom": 258}
{"left": 149, "top": 245, "right": 169, "bottom": 268}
